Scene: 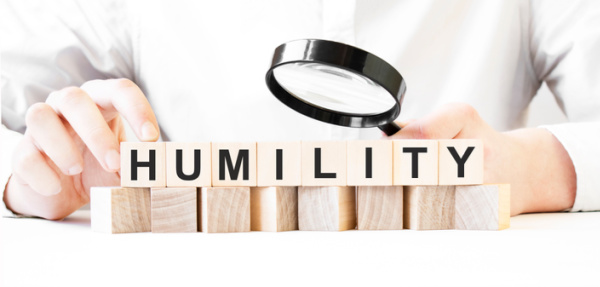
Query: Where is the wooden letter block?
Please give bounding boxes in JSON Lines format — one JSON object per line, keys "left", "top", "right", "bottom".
{"left": 454, "top": 184, "right": 510, "bottom": 230}
{"left": 301, "top": 141, "right": 347, "bottom": 186}
{"left": 393, "top": 140, "right": 438, "bottom": 186}
{"left": 200, "top": 187, "right": 250, "bottom": 233}
{"left": 357, "top": 186, "right": 403, "bottom": 230}
{"left": 151, "top": 187, "right": 197, "bottom": 233}
{"left": 347, "top": 140, "right": 393, "bottom": 186}
{"left": 121, "top": 142, "right": 166, "bottom": 187}
{"left": 91, "top": 187, "right": 151, "bottom": 233}
{"left": 257, "top": 142, "right": 301, "bottom": 186}
{"left": 211, "top": 142, "right": 257, "bottom": 186}
{"left": 438, "top": 139, "right": 484, "bottom": 185}
{"left": 166, "top": 142, "right": 212, "bottom": 187}
{"left": 403, "top": 186, "right": 455, "bottom": 230}
{"left": 250, "top": 186, "right": 298, "bottom": 232}
{"left": 298, "top": 186, "right": 356, "bottom": 231}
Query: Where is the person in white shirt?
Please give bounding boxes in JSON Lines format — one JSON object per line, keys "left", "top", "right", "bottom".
{"left": 2, "top": 0, "right": 599, "bottom": 219}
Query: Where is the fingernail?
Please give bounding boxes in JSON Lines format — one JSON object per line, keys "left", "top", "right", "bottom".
{"left": 141, "top": 122, "right": 158, "bottom": 141}
{"left": 105, "top": 149, "right": 121, "bottom": 171}
{"left": 67, "top": 164, "right": 83, "bottom": 175}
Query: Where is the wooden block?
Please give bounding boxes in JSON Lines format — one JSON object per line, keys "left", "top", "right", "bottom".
{"left": 166, "top": 142, "right": 212, "bottom": 187}
{"left": 454, "top": 184, "right": 510, "bottom": 230}
{"left": 211, "top": 142, "right": 257, "bottom": 187}
{"left": 403, "top": 186, "right": 455, "bottom": 230}
{"left": 438, "top": 139, "right": 484, "bottom": 185}
{"left": 393, "top": 140, "right": 438, "bottom": 186}
{"left": 200, "top": 187, "right": 250, "bottom": 233}
{"left": 298, "top": 186, "right": 356, "bottom": 231}
{"left": 257, "top": 142, "right": 301, "bottom": 186}
{"left": 151, "top": 187, "right": 197, "bottom": 233}
{"left": 301, "top": 141, "right": 347, "bottom": 186}
{"left": 357, "top": 186, "right": 403, "bottom": 230}
{"left": 347, "top": 140, "right": 393, "bottom": 186}
{"left": 121, "top": 142, "right": 166, "bottom": 187}
{"left": 91, "top": 187, "right": 151, "bottom": 233}
{"left": 250, "top": 186, "right": 298, "bottom": 232}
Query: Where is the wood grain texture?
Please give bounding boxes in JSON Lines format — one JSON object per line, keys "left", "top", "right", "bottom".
{"left": 393, "top": 140, "right": 438, "bottom": 186}
{"left": 166, "top": 142, "right": 212, "bottom": 187}
{"left": 250, "top": 186, "right": 298, "bottom": 232}
{"left": 455, "top": 184, "right": 510, "bottom": 230}
{"left": 438, "top": 139, "right": 484, "bottom": 185}
{"left": 403, "top": 186, "right": 455, "bottom": 230}
{"left": 257, "top": 142, "right": 301, "bottom": 186}
{"left": 357, "top": 186, "right": 403, "bottom": 230}
{"left": 301, "top": 141, "right": 347, "bottom": 186}
{"left": 151, "top": 187, "right": 197, "bottom": 233}
{"left": 298, "top": 186, "right": 356, "bottom": 231}
{"left": 211, "top": 142, "right": 257, "bottom": 187}
{"left": 347, "top": 140, "right": 393, "bottom": 186}
{"left": 200, "top": 187, "right": 250, "bottom": 233}
{"left": 121, "top": 142, "right": 166, "bottom": 187}
{"left": 91, "top": 187, "right": 151, "bottom": 233}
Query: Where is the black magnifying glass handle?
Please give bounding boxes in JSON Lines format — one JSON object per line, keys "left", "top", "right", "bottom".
{"left": 378, "top": 122, "right": 401, "bottom": 136}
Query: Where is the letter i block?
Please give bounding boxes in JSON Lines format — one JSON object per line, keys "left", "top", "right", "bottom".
{"left": 347, "top": 140, "right": 393, "bottom": 186}
{"left": 298, "top": 186, "right": 356, "bottom": 231}
{"left": 151, "top": 187, "right": 197, "bottom": 233}
{"left": 121, "top": 142, "right": 166, "bottom": 187}
{"left": 257, "top": 142, "right": 301, "bottom": 186}
{"left": 250, "top": 186, "right": 298, "bottom": 232}
{"left": 211, "top": 142, "right": 257, "bottom": 187}
{"left": 200, "top": 187, "right": 251, "bottom": 233}
{"left": 166, "top": 142, "right": 212, "bottom": 187}
{"left": 301, "top": 141, "right": 347, "bottom": 186}
{"left": 91, "top": 187, "right": 151, "bottom": 233}
{"left": 454, "top": 184, "right": 510, "bottom": 230}
{"left": 438, "top": 139, "right": 484, "bottom": 185}
{"left": 393, "top": 140, "right": 438, "bottom": 186}
{"left": 403, "top": 186, "right": 455, "bottom": 230}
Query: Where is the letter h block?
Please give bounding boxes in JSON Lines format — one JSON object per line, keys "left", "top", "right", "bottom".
{"left": 121, "top": 142, "right": 166, "bottom": 187}
{"left": 211, "top": 142, "right": 257, "bottom": 187}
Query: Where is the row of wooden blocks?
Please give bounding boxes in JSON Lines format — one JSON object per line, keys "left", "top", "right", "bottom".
{"left": 91, "top": 184, "right": 510, "bottom": 233}
{"left": 121, "top": 139, "right": 483, "bottom": 187}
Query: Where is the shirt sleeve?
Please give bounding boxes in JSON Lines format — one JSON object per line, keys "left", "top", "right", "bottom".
{"left": 1, "top": 0, "right": 135, "bottom": 215}
{"left": 530, "top": 0, "right": 600, "bottom": 211}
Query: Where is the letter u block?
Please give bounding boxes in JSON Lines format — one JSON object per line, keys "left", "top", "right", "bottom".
{"left": 121, "top": 142, "right": 166, "bottom": 187}
{"left": 166, "top": 142, "right": 212, "bottom": 187}
{"left": 211, "top": 142, "right": 257, "bottom": 187}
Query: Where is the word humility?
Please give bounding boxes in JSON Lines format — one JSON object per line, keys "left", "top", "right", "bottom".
{"left": 120, "top": 140, "right": 484, "bottom": 188}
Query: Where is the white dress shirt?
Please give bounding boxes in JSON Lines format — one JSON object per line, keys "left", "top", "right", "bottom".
{"left": 2, "top": 0, "right": 600, "bottom": 215}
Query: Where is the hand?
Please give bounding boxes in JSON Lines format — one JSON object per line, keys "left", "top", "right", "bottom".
{"left": 4, "top": 79, "right": 159, "bottom": 220}
{"left": 389, "top": 103, "right": 576, "bottom": 215}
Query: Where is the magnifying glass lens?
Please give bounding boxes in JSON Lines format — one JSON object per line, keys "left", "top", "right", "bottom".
{"left": 273, "top": 62, "right": 396, "bottom": 115}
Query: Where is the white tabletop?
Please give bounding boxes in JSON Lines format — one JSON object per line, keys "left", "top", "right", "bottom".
{"left": 3, "top": 211, "right": 599, "bottom": 287}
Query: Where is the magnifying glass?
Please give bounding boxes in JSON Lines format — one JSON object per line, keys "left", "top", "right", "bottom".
{"left": 265, "top": 39, "right": 406, "bottom": 136}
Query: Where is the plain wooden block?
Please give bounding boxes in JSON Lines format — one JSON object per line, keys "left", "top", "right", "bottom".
{"left": 166, "top": 142, "right": 212, "bottom": 187}
{"left": 298, "top": 186, "right": 356, "bottom": 231}
{"left": 250, "top": 186, "right": 298, "bottom": 232}
{"left": 301, "top": 141, "right": 347, "bottom": 186}
{"left": 438, "top": 139, "right": 484, "bottom": 185}
{"left": 151, "top": 187, "right": 197, "bottom": 233}
{"left": 393, "top": 140, "right": 438, "bottom": 186}
{"left": 91, "top": 187, "right": 151, "bottom": 233}
{"left": 257, "top": 142, "right": 301, "bottom": 186}
{"left": 347, "top": 140, "right": 393, "bottom": 186}
{"left": 454, "top": 184, "right": 510, "bottom": 230}
{"left": 200, "top": 187, "right": 250, "bottom": 233}
{"left": 121, "top": 142, "right": 166, "bottom": 187}
{"left": 211, "top": 142, "right": 257, "bottom": 186}
{"left": 403, "top": 186, "right": 455, "bottom": 230}
{"left": 357, "top": 186, "right": 403, "bottom": 230}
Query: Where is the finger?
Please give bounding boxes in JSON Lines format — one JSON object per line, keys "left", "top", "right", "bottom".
{"left": 12, "top": 136, "right": 62, "bottom": 196}
{"left": 46, "top": 87, "right": 120, "bottom": 172}
{"left": 390, "top": 103, "right": 482, "bottom": 140}
{"left": 80, "top": 79, "right": 159, "bottom": 142}
{"left": 25, "top": 103, "right": 84, "bottom": 176}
